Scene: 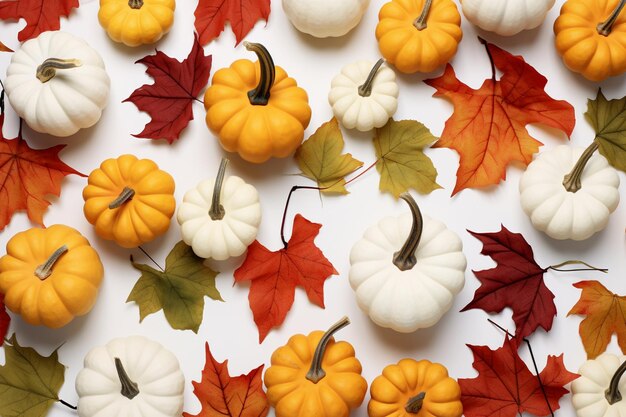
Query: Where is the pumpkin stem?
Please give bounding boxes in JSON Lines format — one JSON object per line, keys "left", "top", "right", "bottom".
{"left": 597, "top": 0, "right": 626, "bottom": 36}
{"left": 413, "top": 0, "right": 433, "bottom": 30}
{"left": 109, "top": 187, "right": 136, "bottom": 209}
{"left": 36, "top": 58, "right": 81, "bottom": 83}
{"left": 128, "top": 0, "right": 143, "bottom": 9}
{"left": 305, "top": 316, "right": 350, "bottom": 383}
{"left": 562, "top": 141, "right": 599, "bottom": 193}
{"left": 392, "top": 193, "right": 423, "bottom": 271}
{"left": 357, "top": 59, "right": 385, "bottom": 97}
{"left": 34, "top": 245, "right": 68, "bottom": 280}
{"left": 405, "top": 392, "right": 426, "bottom": 413}
{"left": 546, "top": 260, "right": 608, "bottom": 273}
{"left": 209, "top": 158, "right": 229, "bottom": 220}
{"left": 115, "top": 357, "right": 140, "bottom": 400}
{"left": 606, "top": 361, "right": 626, "bottom": 404}
{"left": 244, "top": 42, "right": 275, "bottom": 106}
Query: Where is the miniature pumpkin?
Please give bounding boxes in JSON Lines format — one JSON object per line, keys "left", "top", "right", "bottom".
{"left": 349, "top": 193, "right": 466, "bottom": 333}
{"left": 76, "top": 335, "right": 185, "bottom": 417}
{"left": 4, "top": 31, "right": 110, "bottom": 137}
{"left": 204, "top": 42, "right": 312, "bottom": 164}
{"left": 369, "top": 359, "right": 463, "bottom": 417}
{"left": 571, "top": 353, "right": 626, "bottom": 417}
{"left": 98, "top": 0, "right": 176, "bottom": 47}
{"left": 376, "top": 0, "right": 462, "bottom": 74}
{"left": 461, "top": 0, "right": 556, "bottom": 36}
{"left": 282, "top": 0, "right": 370, "bottom": 38}
{"left": 328, "top": 59, "right": 399, "bottom": 132}
{"left": 519, "top": 144, "right": 620, "bottom": 241}
{"left": 0, "top": 225, "right": 104, "bottom": 328}
{"left": 264, "top": 317, "right": 368, "bottom": 417}
{"left": 177, "top": 158, "right": 262, "bottom": 260}
{"left": 554, "top": 0, "right": 626, "bottom": 81}
{"left": 83, "top": 154, "right": 176, "bottom": 248}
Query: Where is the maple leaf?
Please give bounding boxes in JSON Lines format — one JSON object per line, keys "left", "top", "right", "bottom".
{"left": 0, "top": 0, "right": 78, "bottom": 42}
{"left": 0, "top": 294, "right": 9, "bottom": 345}
{"left": 424, "top": 39, "right": 575, "bottom": 195}
{"left": 184, "top": 343, "right": 269, "bottom": 417}
{"left": 123, "top": 36, "right": 212, "bottom": 143}
{"left": 234, "top": 214, "right": 338, "bottom": 342}
{"left": 194, "top": 0, "right": 271, "bottom": 46}
{"left": 128, "top": 241, "right": 222, "bottom": 333}
{"left": 295, "top": 117, "right": 363, "bottom": 194}
{"left": 460, "top": 336, "right": 578, "bottom": 417}
{"left": 586, "top": 89, "right": 626, "bottom": 172}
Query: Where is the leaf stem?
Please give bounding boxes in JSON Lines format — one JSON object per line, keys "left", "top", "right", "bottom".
{"left": 0, "top": 79, "right": 5, "bottom": 114}
{"left": 546, "top": 260, "right": 607, "bottom": 273}
{"left": 562, "top": 141, "right": 599, "bottom": 193}
{"left": 479, "top": 37, "right": 496, "bottom": 81}
{"left": 305, "top": 316, "right": 350, "bottom": 383}
{"left": 58, "top": 399, "right": 77, "bottom": 410}
{"left": 138, "top": 246, "right": 164, "bottom": 272}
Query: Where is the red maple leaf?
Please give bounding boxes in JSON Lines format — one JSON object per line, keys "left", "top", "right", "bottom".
{"left": 194, "top": 0, "right": 271, "bottom": 46}
{"left": 460, "top": 336, "right": 578, "bottom": 417}
{"left": 0, "top": 0, "right": 78, "bottom": 42}
{"left": 234, "top": 214, "right": 338, "bottom": 342}
{"left": 123, "top": 36, "right": 212, "bottom": 143}
{"left": 184, "top": 342, "right": 269, "bottom": 417}
{"left": 0, "top": 294, "right": 10, "bottom": 345}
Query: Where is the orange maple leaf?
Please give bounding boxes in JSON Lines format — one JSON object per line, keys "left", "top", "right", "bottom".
{"left": 424, "top": 38, "right": 575, "bottom": 195}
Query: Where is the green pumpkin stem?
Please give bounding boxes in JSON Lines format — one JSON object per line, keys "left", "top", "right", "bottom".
{"left": 606, "top": 361, "right": 626, "bottom": 404}
{"left": 405, "top": 392, "right": 426, "bottom": 413}
{"left": 413, "top": 0, "right": 433, "bottom": 30}
{"left": 358, "top": 59, "right": 385, "bottom": 97}
{"left": 393, "top": 193, "right": 423, "bottom": 271}
{"left": 209, "top": 158, "right": 229, "bottom": 220}
{"left": 128, "top": 0, "right": 143, "bottom": 9}
{"left": 597, "top": 0, "right": 626, "bottom": 36}
{"left": 109, "top": 187, "right": 136, "bottom": 209}
{"left": 36, "top": 58, "right": 81, "bottom": 83}
{"left": 115, "top": 357, "right": 140, "bottom": 400}
{"left": 244, "top": 42, "right": 275, "bottom": 106}
{"left": 562, "top": 141, "right": 599, "bottom": 193}
{"left": 34, "top": 245, "right": 68, "bottom": 280}
{"left": 546, "top": 260, "right": 607, "bottom": 273}
{"left": 305, "top": 317, "right": 350, "bottom": 383}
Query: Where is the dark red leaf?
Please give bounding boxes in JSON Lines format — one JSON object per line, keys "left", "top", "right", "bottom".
{"left": 0, "top": 0, "right": 78, "bottom": 42}
{"left": 194, "top": 0, "right": 270, "bottom": 46}
{"left": 0, "top": 294, "right": 10, "bottom": 345}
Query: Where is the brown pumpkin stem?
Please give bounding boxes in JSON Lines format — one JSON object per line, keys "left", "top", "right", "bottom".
{"left": 109, "top": 187, "right": 136, "bottom": 209}
{"left": 405, "top": 392, "right": 426, "bottom": 413}
{"left": 128, "top": 0, "right": 143, "bottom": 9}
{"left": 392, "top": 193, "right": 423, "bottom": 271}
{"left": 562, "top": 141, "right": 599, "bottom": 193}
{"left": 358, "top": 59, "right": 385, "bottom": 97}
{"left": 305, "top": 316, "right": 350, "bottom": 383}
{"left": 244, "top": 42, "right": 275, "bottom": 106}
{"left": 209, "top": 158, "right": 228, "bottom": 220}
{"left": 413, "top": 0, "right": 433, "bottom": 30}
{"left": 606, "top": 360, "right": 626, "bottom": 404}
{"left": 36, "top": 58, "right": 81, "bottom": 83}
{"left": 115, "top": 357, "right": 140, "bottom": 400}
{"left": 597, "top": 0, "right": 626, "bottom": 36}
{"left": 34, "top": 245, "right": 68, "bottom": 280}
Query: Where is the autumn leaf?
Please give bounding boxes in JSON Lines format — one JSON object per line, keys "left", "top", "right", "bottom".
{"left": 586, "top": 89, "right": 626, "bottom": 172}
{"left": 295, "top": 117, "right": 363, "bottom": 194}
{"left": 128, "top": 241, "right": 222, "bottom": 333}
{"left": 425, "top": 39, "right": 575, "bottom": 195}
{"left": 0, "top": 0, "right": 78, "bottom": 42}
{"left": 123, "top": 36, "right": 212, "bottom": 143}
{"left": 184, "top": 343, "right": 269, "bottom": 417}
{"left": 460, "top": 336, "right": 578, "bottom": 417}
{"left": 234, "top": 214, "right": 338, "bottom": 342}
{"left": 0, "top": 335, "right": 66, "bottom": 417}
{"left": 194, "top": 0, "right": 270, "bottom": 46}
{"left": 0, "top": 294, "right": 9, "bottom": 345}
{"left": 0, "top": 42, "right": 12, "bottom": 52}
{"left": 374, "top": 119, "right": 441, "bottom": 198}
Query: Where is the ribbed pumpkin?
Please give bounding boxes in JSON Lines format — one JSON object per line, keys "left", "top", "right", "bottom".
{"left": 98, "top": 0, "right": 176, "bottom": 46}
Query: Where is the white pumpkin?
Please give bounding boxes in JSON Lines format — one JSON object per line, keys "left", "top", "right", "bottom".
{"left": 572, "top": 353, "right": 626, "bottom": 417}
{"left": 177, "top": 159, "right": 262, "bottom": 260}
{"left": 4, "top": 31, "right": 110, "bottom": 137}
{"left": 349, "top": 193, "right": 466, "bottom": 333}
{"left": 519, "top": 144, "right": 620, "bottom": 241}
{"left": 75, "top": 335, "right": 184, "bottom": 417}
{"left": 282, "top": 0, "right": 370, "bottom": 38}
{"left": 328, "top": 59, "right": 399, "bottom": 132}
{"left": 460, "top": 0, "right": 556, "bottom": 36}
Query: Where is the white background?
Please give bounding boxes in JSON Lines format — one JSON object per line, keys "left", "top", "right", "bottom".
{"left": 1, "top": 0, "right": 626, "bottom": 415}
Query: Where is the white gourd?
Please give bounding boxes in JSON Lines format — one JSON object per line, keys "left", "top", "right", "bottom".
{"left": 328, "top": 59, "right": 399, "bottom": 132}
{"left": 572, "top": 353, "right": 626, "bottom": 417}
{"left": 75, "top": 335, "right": 184, "bottom": 417}
{"left": 4, "top": 31, "right": 110, "bottom": 137}
{"left": 282, "top": 0, "right": 370, "bottom": 38}
{"left": 460, "top": 0, "right": 556, "bottom": 36}
{"left": 349, "top": 193, "right": 466, "bottom": 333}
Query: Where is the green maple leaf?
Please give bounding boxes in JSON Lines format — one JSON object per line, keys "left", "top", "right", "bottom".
{"left": 0, "top": 335, "right": 65, "bottom": 417}
{"left": 128, "top": 241, "right": 222, "bottom": 333}
{"left": 586, "top": 89, "right": 626, "bottom": 172}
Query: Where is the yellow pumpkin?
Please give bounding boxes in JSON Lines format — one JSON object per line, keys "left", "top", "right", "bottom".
{"left": 0, "top": 225, "right": 104, "bottom": 328}
{"left": 369, "top": 359, "right": 462, "bottom": 417}
{"left": 554, "top": 0, "right": 626, "bottom": 81}
{"left": 376, "top": 0, "right": 463, "bottom": 74}
{"left": 264, "top": 317, "right": 368, "bottom": 417}
{"left": 204, "top": 42, "right": 312, "bottom": 164}
{"left": 98, "top": 0, "right": 175, "bottom": 47}
{"left": 82, "top": 154, "right": 176, "bottom": 248}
